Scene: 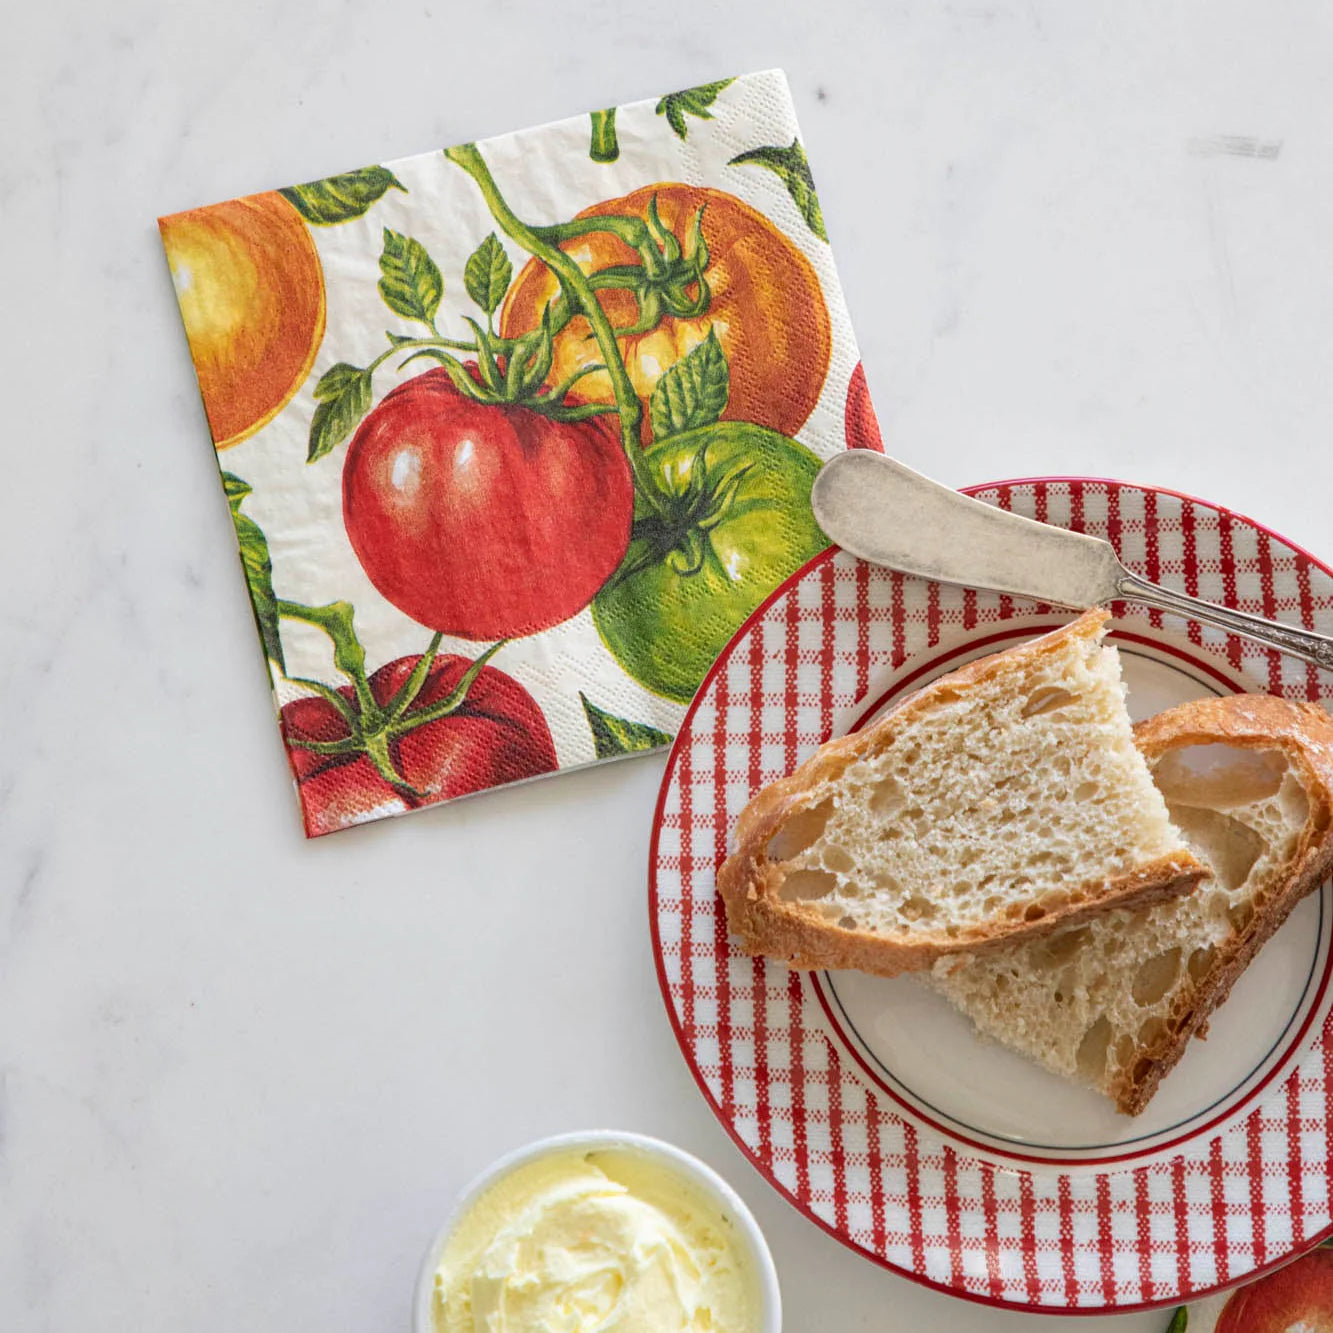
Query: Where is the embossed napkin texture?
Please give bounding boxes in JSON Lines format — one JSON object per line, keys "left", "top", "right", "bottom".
{"left": 159, "top": 68, "right": 884, "bottom": 837}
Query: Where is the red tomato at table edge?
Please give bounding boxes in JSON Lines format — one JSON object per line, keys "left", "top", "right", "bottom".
{"left": 280, "top": 652, "right": 557, "bottom": 837}
{"left": 342, "top": 369, "right": 634, "bottom": 640}
{"left": 1214, "top": 1244, "right": 1333, "bottom": 1332}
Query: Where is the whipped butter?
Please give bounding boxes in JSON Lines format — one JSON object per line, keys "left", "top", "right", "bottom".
{"left": 433, "top": 1147, "right": 760, "bottom": 1332}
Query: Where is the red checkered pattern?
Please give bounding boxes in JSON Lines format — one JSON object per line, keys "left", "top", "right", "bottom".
{"left": 650, "top": 479, "right": 1333, "bottom": 1311}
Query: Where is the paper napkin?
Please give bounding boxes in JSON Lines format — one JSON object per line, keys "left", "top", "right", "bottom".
{"left": 160, "top": 69, "right": 884, "bottom": 836}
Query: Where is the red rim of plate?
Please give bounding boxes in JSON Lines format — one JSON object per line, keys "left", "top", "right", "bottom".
{"left": 647, "top": 475, "right": 1333, "bottom": 1315}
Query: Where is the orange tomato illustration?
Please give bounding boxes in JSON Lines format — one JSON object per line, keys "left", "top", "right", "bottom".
{"left": 160, "top": 192, "right": 325, "bottom": 449}
{"left": 1215, "top": 1245, "right": 1333, "bottom": 1332}
{"left": 500, "top": 184, "right": 831, "bottom": 445}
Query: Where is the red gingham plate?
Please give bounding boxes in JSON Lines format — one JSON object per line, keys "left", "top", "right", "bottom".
{"left": 649, "top": 477, "right": 1333, "bottom": 1313}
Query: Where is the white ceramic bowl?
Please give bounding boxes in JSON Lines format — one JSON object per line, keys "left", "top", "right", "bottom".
{"left": 412, "top": 1129, "right": 781, "bottom": 1332}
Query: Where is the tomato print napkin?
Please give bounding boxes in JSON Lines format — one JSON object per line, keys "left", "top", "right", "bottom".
{"left": 160, "top": 69, "right": 884, "bottom": 837}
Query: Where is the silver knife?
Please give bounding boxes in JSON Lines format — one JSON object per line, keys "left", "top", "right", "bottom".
{"left": 810, "top": 450, "right": 1333, "bottom": 671}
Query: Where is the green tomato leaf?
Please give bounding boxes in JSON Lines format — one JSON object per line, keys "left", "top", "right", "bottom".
{"left": 655, "top": 78, "right": 734, "bottom": 140}
{"left": 222, "top": 472, "right": 284, "bottom": 672}
{"left": 589, "top": 108, "right": 620, "bottom": 162}
{"left": 464, "top": 233, "right": 514, "bottom": 316}
{"left": 1164, "top": 1309, "right": 1187, "bottom": 1333}
{"left": 378, "top": 228, "right": 443, "bottom": 327}
{"left": 649, "top": 328, "right": 729, "bottom": 439}
{"left": 308, "top": 362, "right": 373, "bottom": 462}
{"left": 580, "top": 694, "right": 672, "bottom": 758}
{"left": 280, "top": 165, "right": 406, "bottom": 225}
{"left": 729, "top": 138, "right": 828, "bottom": 242}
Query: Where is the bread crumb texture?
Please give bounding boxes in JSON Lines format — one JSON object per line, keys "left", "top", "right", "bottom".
{"left": 759, "top": 619, "right": 1180, "bottom": 942}
{"left": 932, "top": 721, "right": 1326, "bottom": 1113}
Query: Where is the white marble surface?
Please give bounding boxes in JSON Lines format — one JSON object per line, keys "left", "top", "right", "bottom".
{"left": 3, "top": 1, "right": 1332, "bottom": 1329}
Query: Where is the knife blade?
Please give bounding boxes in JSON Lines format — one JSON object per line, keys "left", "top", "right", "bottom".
{"left": 811, "top": 451, "right": 1122, "bottom": 608}
{"left": 809, "top": 451, "right": 1333, "bottom": 670}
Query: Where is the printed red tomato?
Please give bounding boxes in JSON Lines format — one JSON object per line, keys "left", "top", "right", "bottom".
{"left": 1215, "top": 1244, "right": 1333, "bottom": 1332}
{"left": 500, "top": 184, "right": 832, "bottom": 446}
{"left": 342, "top": 368, "right": 633, "bottom": 639}
{"left": 281, "top": 653, "right": 557, "bottom": 837}
{"left": 845, "top": 360, "right": 884, "bottom": 452}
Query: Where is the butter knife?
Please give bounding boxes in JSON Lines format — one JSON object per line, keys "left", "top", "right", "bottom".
{"left": 810, "top": 451, "right": 1333, "bottom": 671}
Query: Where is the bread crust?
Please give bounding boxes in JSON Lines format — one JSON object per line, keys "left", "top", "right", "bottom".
{"left": 716, "top": 609, "right": 1208, "bottom": 979}
{"left": 1110, "top": 694, "right": 1333, "bottom": 1114}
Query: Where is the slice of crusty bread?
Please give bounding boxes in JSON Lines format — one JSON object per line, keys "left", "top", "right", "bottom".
{"left": 930, "top": 694, "right": 1333, "bottom": 1114}
{"left": 717, "top": 608, "right": 1206, "bottom": 978}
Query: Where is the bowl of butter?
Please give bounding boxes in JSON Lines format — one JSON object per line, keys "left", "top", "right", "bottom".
{"left": 414, "top": 1129, "right": 781, "bottom": 1332}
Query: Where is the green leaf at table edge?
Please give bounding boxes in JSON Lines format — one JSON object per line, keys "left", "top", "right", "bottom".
{"left": 221, "top": 472, "right": 284, "bottom": 672}
{"left": 580, "top": 694, "right": 672, "bottom": 758}
{"left": 463, "top": 233, "right": 514, "bottom": 316}
{"left": 308, "top": 362, "right": 373, "bottom": 462}
{"left": 1164, "top": 1308, "right": 1187, "bottom": 1332}
{"left": 280, "top": 165, "right": 406, "bottom": 225}
{"left": 655, "top": 78, "right": 735, "bottom": 140}
{"left": 378, "top": 228, "right": 443, "bottom": 326}
{"left": 648, "top": 328, "right": 729, "bottom": 439}
{"left": 729, "top": 138, "right": 828, "bottom": 242}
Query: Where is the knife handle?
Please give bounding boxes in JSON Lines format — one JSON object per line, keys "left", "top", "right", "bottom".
{"left": 1116, "top": 568, "right": 1333, "bottom": 671}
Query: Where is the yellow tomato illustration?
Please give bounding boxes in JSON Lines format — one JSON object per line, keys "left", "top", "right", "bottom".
{"left": 160, "top": 192, "right": 325, "bottom": 449}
